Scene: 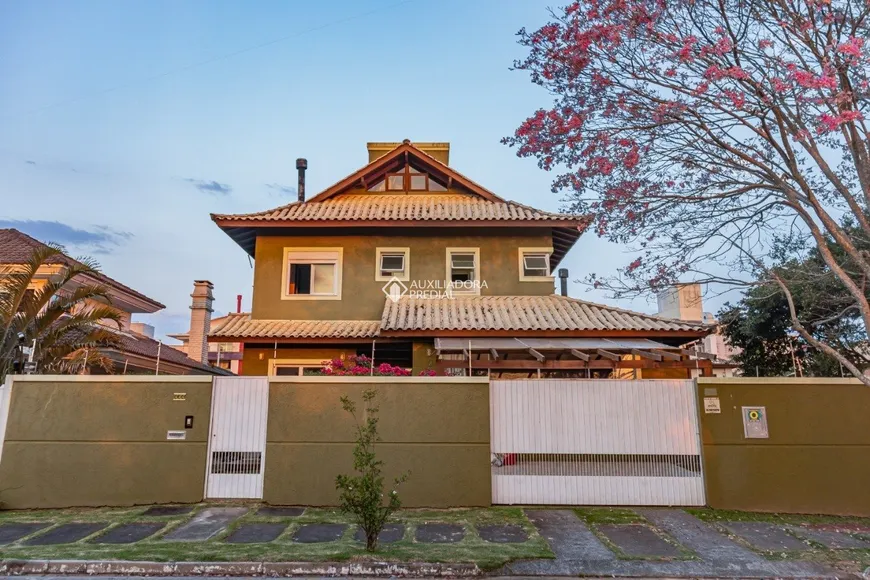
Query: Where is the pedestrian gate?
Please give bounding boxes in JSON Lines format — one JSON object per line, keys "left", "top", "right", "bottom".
{"left": 204, "top": 376, "right": 269, "bottom": 499}
{"left": 490, "top": 379, "right": 705, "bottom": 506}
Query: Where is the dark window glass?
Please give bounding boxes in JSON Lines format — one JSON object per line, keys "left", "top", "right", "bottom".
{"left": 289, "top": 264, "right": 311, "bottom": 294}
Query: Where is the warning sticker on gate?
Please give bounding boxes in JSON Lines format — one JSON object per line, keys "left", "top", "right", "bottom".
{"left": 703, "top": 397, "right": 721, "bottom": 414}
{"left": 742, "top": 406, "right": 769, "bottom": 439}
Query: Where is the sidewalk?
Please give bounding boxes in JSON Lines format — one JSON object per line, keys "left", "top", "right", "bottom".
{"left": 1, "top": 504, "right": 869, "bottom": 577}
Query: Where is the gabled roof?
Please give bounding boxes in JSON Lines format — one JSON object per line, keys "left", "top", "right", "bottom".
{"left": 211, "top": 141, "right": 589, "bottom": 265}
{"left": 379, "top": 295, "right": 710, "bottom": 336}
{"left": 308, "top": 140, "right": 504, "bottom": 203}
{"left": 0, "top": 228, "right": 164, "bottom": 312}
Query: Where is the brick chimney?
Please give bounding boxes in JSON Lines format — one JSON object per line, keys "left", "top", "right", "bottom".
{"left": 188, "top": 280, "right": 214, "bottom": 364}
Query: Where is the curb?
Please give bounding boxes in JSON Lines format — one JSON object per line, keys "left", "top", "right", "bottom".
{"left": 0, "top": 559, "right": 483, "bottom": 577}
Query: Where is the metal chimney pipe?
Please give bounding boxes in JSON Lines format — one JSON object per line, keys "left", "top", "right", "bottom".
{"left": 558, "top": 268, "right": 569, "bottom": 296}
{"left": 236, "top": 294, "right": 242, "bottom": 313}
{"left": 296, "top": 158, "right": 307, "bottom": 202}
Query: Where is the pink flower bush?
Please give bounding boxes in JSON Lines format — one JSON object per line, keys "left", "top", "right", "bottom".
{"left": 318, "top": 355, "right": 436, "bottom": 377}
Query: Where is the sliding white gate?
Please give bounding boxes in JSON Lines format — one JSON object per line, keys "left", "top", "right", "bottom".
{"left": 490, "top": 379, "right": 704, "bottom": 506}
{"left": 204, "top": 376, "right": 269, "bottom": 499}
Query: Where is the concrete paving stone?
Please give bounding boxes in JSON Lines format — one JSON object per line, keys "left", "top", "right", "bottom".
{"left": 163, "top": 507, "right": 248, "bottom": 542}
{"left": 23, "top": 523, "right": 107, "bottom": 546}
{"left": 597, "top": 524, "right": 682, "bottom": 558}
{"left": 414, "top": 523, "right": 465, "bottom": 543}
{"left": 292, "top": 523, "right": 347, "bottom": 543}
{"left": 788, "top": 526, "right": 870, "bottom": 549}
{"left": 91, "top": 523, "right": 166, "bottom": 544}
{"left": 353, "top": 523, "right": 405, "bottom": 544}
{"left": 256, "top": 506, "right": 304, "bottom": 517}
{"left": 0, "top": 523, "right": 49, "bottom": 545}
{"left": 142, "top": 505, "right": 194, "bottom": 517}
{"left": 524, "top": 509, "right": 614, "bottom": 560}
{"left": 477, "top": 524, "right": 529, "bottom": 543}
{"left": 724, "top": 521, "right": 808, "bottom": 551}
{"left": 637, "top": 509, "right": 761, "bottom": 563}
{"left": 225, "top": 523, "right": 287, "bottom": 544}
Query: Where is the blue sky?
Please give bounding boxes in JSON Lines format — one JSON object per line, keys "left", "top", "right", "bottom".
{"left": 0, "top": 0, "right": 732, "bottom": 340}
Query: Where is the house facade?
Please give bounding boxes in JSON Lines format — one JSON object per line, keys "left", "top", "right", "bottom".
{"left": 210, "top": 141, "right": 712, "bottom": 377}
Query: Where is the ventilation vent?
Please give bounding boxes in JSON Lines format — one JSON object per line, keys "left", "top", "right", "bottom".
{"left": 211, "top": 451, "right": 262, "bottom": 474}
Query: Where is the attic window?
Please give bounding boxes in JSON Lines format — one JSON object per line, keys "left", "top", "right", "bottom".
{"left": 367, "top": 164, "right": 448, "bottom": 192}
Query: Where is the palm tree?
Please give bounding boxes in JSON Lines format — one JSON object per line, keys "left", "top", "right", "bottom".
{"left": 0, "top": 244, "right": 123, "bottom": 382}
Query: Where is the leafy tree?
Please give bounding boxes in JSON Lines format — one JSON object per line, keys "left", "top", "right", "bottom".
{"left": 506, "top": 0, "right": 870, "bottom": 383}
{"left": 335, "top": 389, "right": 409, "bottom": 552}
{"left": 0, "top": 244, "right": 122, "bottom": 382}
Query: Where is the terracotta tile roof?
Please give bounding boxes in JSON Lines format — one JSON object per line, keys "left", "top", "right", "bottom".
{"left": 211, "top": 194, "right": 585, "bottom": 224}
{"left": 210, "top": 313, "right": 380, "bottom": 340}
{"left": 380, "top": 294, "right": 710, "bottom": 333}
{"left": 0, "top": 228, "right": 164, "bottom": 310}
{"left": 111, "top": 332, "right": 230, "bottom": 374}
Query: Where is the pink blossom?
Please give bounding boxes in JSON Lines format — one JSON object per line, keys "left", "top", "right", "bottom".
{"left": 837, "top": 37, "right": 864, "bottom": 59}
{"left": 792, "top": 70, "right": 837, "bottom": 90}
{"left": 758, "top": 39, "right": 773, "bottom": 49}
{"left": 818, "top": 110, "right": 863, "bottom": 133}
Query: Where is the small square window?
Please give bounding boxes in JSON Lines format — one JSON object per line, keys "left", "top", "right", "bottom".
{"left": 447, "top": 249, "right": 479, "bottom": 293}
{"left": 519, "top": 250, "right": 552, "bottom": 280}
{"left": 376, "top": 248, "right": 410, "bottom": 281}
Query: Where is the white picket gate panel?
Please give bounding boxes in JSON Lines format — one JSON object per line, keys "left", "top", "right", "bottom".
{"left": 204, "top": 376, "right": 269, "bottom": 499}
{"left": 0, "top": 377, "right": 11, "bottom": 467}
{"left": 490, "top": 379, "right": 704, "bottom": 506}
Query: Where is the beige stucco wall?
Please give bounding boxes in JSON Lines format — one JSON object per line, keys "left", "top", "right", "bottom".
{"left": 263, "top": 377, "right": 491, "bottom": 507}
{"left": 252, "top": 231, "right": 556, "bottom": 320}
{"left": 0, "top": 376, "right": 212, "bottom": 509}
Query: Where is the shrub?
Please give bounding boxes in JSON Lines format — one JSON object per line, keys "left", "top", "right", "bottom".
{"left": 335, "top": 389, "right": 409, "bottom": 551}
{"left": 319, "top": 355, "right": 438, "bottom": 376}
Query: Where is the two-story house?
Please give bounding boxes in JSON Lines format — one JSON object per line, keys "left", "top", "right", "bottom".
{"left": 209, "top": 141, "right": 712, "bottom": 377}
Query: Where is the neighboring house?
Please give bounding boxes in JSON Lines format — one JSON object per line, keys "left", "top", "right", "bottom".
{"left": 0, "top": 228, "right": 229, "bottom": 375}
{"left": 209, "top": 141, "right": 712, "bottom": 378}
{"left": 657, "top": 283, "right": 740, "bottom": 377}
{"left": 167, "top": 313, "right": 244, "bottom": 374}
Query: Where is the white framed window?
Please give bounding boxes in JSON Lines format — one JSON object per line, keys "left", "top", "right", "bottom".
{"left": 281, "top": 247, "right": 343, "bottom": 300}
{"left": 268, "top": 359, "right": 324, "bottom": 376}
{"left": 519, "top": 247, "right": 554, "bottom": 281}
{"left": 446, "top": 247, "right": 480, "bottom": 294}
{"left": 375, "top": 247, "right": 410, "bottom": 281}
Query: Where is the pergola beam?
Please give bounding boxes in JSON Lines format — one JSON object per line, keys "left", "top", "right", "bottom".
{"left": 631, "top": 349, "right": 662, "bottom": 362}
{"left": 570, "top": 349, "right": 590, "bottom": 361}
{"left": 528, "top": 348, "right": 545, "bottom": 362}
{"left": 679, "top": 348, "right": 718, "bottom": 360}
{"left": 653, "top": 349, "right": 682, "bottom": 361}
{"left": 489, "top": 348, "right": 499, "bottom": 360}
{"left": 597, "top": 349, "right": 620, "bottom": 361}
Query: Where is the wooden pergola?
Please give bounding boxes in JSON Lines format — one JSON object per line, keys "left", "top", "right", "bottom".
{"left": 433, "top": 337, "right": 715, "bottom": 377}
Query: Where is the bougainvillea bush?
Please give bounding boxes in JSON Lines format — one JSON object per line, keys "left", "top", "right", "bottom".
{"left": 319, "top": 354, "right": 434, "bottom": 376}
{"left": 506, "top": 0, "right": 870, "bottom": 383}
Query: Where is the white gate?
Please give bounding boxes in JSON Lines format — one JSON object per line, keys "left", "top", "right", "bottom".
{"left": 490, "top": 379, "right": 704, "bottom": 506}
{"left": 204, "top": 376, "right": 269, "bottom": 499}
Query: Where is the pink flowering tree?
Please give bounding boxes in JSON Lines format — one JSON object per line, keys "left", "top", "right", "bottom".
{"left": 506, "top": 0, "right": 870, "bottom": 383}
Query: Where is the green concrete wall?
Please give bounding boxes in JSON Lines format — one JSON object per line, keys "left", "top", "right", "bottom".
{"left": 263, "top": 378, "right": 491, "bottom": 507}
{"left": 252, "top": 232, "right": 555, "bottom": 321}
{"left": 697, "top": 378, "right": 870, "bottom": 516}
{"left": 0, "top": 377, "right": 212, "bottom": 509}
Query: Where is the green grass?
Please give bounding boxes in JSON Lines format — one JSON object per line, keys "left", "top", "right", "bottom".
{"left": 0, "top": 504, "right": 552, "bottom": 570}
